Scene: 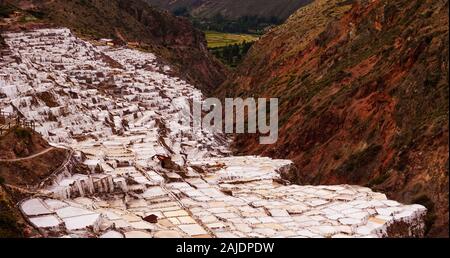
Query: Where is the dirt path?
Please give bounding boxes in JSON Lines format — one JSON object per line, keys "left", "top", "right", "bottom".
{"left": 0, "top": 147, "right": 55, "bottom": 162}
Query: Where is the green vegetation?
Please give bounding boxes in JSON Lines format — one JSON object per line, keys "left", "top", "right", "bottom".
{"left": 26, "top": 10, "right": 47, "bottom": 20}
{"left": 0, "top": 34, "right": 5, "bottom": 49}
{"left": 14, "top": 127, "right": 32, "bottom": 140}
{"left": 0, "top": 4, "right": 15, "bottom": 18}
{"left": 172, "top": 6, "right": 190, "bottom": 17}
{"left": 192, "top": 15, "right": 282, "bottom": 34}
{"left": 413, "top": 194, "right": 437, "bottom": 235}
{"left": 148, "top": 0, "right": 312, "bottom": 33}
{"left": 209, "top": 40, "right": 254, "bottom": 68}
{"left": 169, "top": 7, "right": 283, "bottom": 34}
{"left": 0, "top": 2, "right": 46, "bottom": 23}
{"left": 204, "top": 30, "right": 257, "bottom": 67}
{"left": 367, "top": 172, "right": 390, "bottom": 187}
{"left": 205, "top": 31, "right": 258, "bottom": 48}
{"left": 18, "top": 14, "right": 39, "bottom": 23}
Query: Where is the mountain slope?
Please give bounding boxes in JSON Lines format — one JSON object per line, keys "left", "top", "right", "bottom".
{"left": 220, "top": 0, "right": 449, "bottom": 237}
{"left": 1, "top": 0, "right": 228, "bottom": 94}
{"left": 145, "top": 0, "right": 313, "bottom": 20}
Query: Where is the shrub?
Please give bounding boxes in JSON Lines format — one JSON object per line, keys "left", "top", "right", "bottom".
{"left": 367, "top": 173, "right": 390, "bottom": 187}
{"left": 14, "top": 127, "right": 32, "bottom": 140}
{"left": 412, "top": 194, "right": 437, "bottom": 235}
{"left": 336, "top": 144, "right": 383, "bottom": 180}
{"left": 0, "top": 200, "right": 23, "bottom": 238}
{"left": 0, "top": 4, "right": 15, "bottom": 18}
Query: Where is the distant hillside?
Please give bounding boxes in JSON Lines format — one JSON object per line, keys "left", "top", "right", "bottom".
{"left": 1, "top": 0, "right": 228, "bottom": 94}
{"left": 145, "top": 0, "right": 313, "bottom": 34}
{"left": 219, "top": 0, "right": 449, "bottom": 237}
{"left": 145, "top": 0, "right": 313, "bottom": 20}
{"left": 0, "top": 127, "right": 49, "bottom": 160}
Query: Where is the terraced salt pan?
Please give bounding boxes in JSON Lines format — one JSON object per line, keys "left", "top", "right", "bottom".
{"left": 1, "top": 28, "right": 427, "bottom": 238}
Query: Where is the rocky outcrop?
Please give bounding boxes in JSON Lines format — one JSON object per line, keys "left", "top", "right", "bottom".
{"left": 0, "top": 127, "right": 48, "bottom": 159}
{"left": 0, "top": 185, "right": 29, "bottom": 237}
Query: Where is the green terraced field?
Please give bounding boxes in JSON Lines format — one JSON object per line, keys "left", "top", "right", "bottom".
{"left": 205, "top": 31, "right": 259, "bottom": 48}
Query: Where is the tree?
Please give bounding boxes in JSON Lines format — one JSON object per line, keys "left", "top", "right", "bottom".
{"left": 172, "top": 7, "right": 190, "bottom": 17}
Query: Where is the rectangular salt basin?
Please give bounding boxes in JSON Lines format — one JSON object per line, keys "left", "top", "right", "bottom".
{"left": 21, "top": 198, "right": 52, "bottom": 216}
{"left": 29, "top": 215, "right": 61, "bottom": 228}
{"left": 63, "top": 214, "right": 102, "bottom": 231}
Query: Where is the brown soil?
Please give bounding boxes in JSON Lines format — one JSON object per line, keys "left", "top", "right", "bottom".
{"left": 0, "top": 127, "right": 49, "bottom": 159}
{"left": 0, "top": 127, "right": 69, "bottom": 187}
{"left": 0, "top": 127, "right": 69, "bottom": 237}
{"left": 0, "top": 148, "right": 68, "bottom": 187}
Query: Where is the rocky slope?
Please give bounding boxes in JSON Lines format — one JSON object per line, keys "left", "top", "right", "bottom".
{"left": 0, "top": 128, "right": 70, "bottom": 187}
{"left": 0, "top": 0, "right": 228, "bottom": 94}
{"left": 0, "top": 127, "right": 50, "bottom": 159}
{"left": 0, "top": 127, "right": 71, "bottom": 238}
{"left": 219, "top": 0, "right": 449, "bottom": 237}
{"left": 145, "top": 0, "right": 313, "bottom": 21}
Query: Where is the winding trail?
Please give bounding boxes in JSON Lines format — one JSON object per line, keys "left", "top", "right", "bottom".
{"left": 0, "top": 147, "right": 55, "bottom": 162}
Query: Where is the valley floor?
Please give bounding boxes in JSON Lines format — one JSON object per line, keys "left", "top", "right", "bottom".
{"left": 204, "top": 31, "right": 258, "bottom": 48}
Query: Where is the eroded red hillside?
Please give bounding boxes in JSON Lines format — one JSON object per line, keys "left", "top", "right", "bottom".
{"left": 220, "top": 0, "right": 449, "bottom": 237}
